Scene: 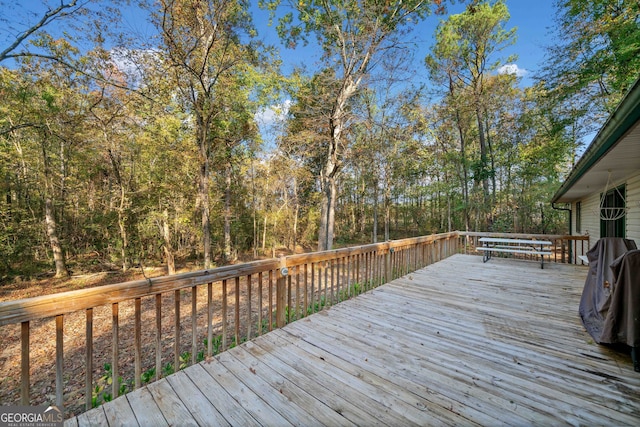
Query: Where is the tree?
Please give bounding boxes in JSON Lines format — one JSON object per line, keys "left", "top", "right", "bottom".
{"left": 266, "top": 0, "right": 442, "bottom": 250}
{"left": 541, "top": 0, "right": 640, "bottom": 130}
{"left": 0, "top": 55, "right": 94, "bottom": 277}
{"left": 153, "top": 0, "right": 255, "bottom": 268}
{"left": 425, "top": 0, "right": 516, "bottom": 230}
{"left": 0, "top": 0, "right": 81, "bottom": 62}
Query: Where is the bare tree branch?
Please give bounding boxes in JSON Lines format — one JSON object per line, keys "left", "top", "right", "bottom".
{"left": 0, "top": 0, "right": 83, "bottom": 62}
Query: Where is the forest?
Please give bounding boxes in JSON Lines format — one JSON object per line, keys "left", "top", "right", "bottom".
{"left": 1, "top": 0, "right": 639, "bottom": 280}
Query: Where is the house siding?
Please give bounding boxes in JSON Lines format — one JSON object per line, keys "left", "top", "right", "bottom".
{"left": 627, "top": 172, "right": 640, "bottom": 246}
{"left": 572, "top": 171, "right": 640, "bottom": 249}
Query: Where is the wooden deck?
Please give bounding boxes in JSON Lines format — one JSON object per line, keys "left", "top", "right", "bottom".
{"left": 65, "top": 254, "right": 640, "bottom": 426}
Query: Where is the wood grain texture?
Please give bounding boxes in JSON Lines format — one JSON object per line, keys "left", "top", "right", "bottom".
{"left": 67, "top": 254, "right": 640, "bottom": 426}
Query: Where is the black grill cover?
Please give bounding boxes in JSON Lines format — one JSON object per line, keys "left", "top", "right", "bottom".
{"left": 579, "top": 237, "right": 637, "bottom": 344}
{"left": 601, "top": 249, "right": 640, "bottom": 347}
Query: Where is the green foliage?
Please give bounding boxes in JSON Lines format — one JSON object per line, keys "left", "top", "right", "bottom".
{"left": 540, "top": 0, "right": 640, "bottom": 134}
{"left": 92, "top": 363, "right": 129, "bottom": 408}
{"left": 1, "top": 0, "right": 632, "bottom": 281}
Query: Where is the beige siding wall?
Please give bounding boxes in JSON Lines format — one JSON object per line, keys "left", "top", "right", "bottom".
{"left": 571, "top": 171, "right": 640, "bottom": 249}
{"left": 579, "top": 193, "right": 601, "bottom": 249}
{"left": 627, "top": 173, "right": 640, "bottom": 246}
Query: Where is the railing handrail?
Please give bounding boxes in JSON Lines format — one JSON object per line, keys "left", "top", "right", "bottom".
{"left": 2, "top": 231, "right": 461, "bottom": 415}
{"left": 0, "top": 232, "right": 459, "bottom": 327}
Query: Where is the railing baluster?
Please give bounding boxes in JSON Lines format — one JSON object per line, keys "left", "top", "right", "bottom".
{"left": 233, "top": 277, "right": 240, "bottom": 345}
{"left": 287, "top": 273, "right": 292, "bottom": 322}
{"left": 174, "top": 290, "right": 180, "bottom": 372}
{"left": 155, "top": 294, "right": 162, "bottom": 381}
{"left": 268, "top": 270, "right": 273, "bottom": 331}
{"left": 207, "top": 283, "right": 213, "bottom": 357}
{"left": 276, "top": 257, "right": 287, "bottom": 328}
{"left": 330, "top": 260, "right": 335, "bottom": 305}
{"left": 310, "top": 262, "right": 315, "bottom": 314}
{"left": 335, "top": 258, "right": 341, "bottom": 302}
{"left": 320, "top": 262, "right": 325, "bottom": 307}
{"left": 295, "top": 266, "right": 300, "bottom": 320}
{"left": 191, "top": 286, "right": 197, "bottom": 366}
{"left": 112, "top": 303, "right": 119, "bottom": 399}
{"left": 323, "top": 261, "right": 328, "bottom": 306}
{"left": 85, "top": 309, "right": 92, "bottom": 410}
{"left": 134, "top": 298, "right": 141, "bottom": 389}
{"left": 21, "top": 321, "right": 29, "bottom": 405}
{"left": 356, "top": 254, "right": 361, "bottom": 291}
{"left": 258, "top": 272, "right": 263, "bottom": 335}
{"left": 346, "top": 257, "right": 351, "bottom": 298}
{"left": 303, "top": 264, "right": 308, "bottom": 317}
{"left": 235, "top": 277, "right": 240, "bottom": 346}
{"left": 247, "top": 274, "right": 252, "bottom": 340}
{"left": 56, "top": 314, "right": 64, "bottom": 408}
{"left": 222, "top": 279, "right": 228, "bottom": 351}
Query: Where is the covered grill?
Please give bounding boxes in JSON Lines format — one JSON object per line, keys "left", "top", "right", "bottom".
{"left": 579, "top": 237, "right": 639, "bottom": 371}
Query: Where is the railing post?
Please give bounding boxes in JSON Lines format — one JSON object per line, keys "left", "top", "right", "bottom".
{"left": 276, "top": 256, "right": 288, "bottom": 328}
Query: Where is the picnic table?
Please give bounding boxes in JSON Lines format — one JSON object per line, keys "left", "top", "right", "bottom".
{"left": 477, "top": 237, "right": 553, "bottom": 269}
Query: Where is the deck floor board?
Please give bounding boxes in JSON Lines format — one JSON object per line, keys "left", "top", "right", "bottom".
{"left": 65, "top": 254, "right": 640, "bottom": 426}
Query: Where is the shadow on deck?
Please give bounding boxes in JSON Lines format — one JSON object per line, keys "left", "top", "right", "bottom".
{"left": 66, "top": 254, "right": 640, "bottom": 426}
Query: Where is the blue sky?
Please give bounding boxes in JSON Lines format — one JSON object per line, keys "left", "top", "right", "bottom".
{"left": 249, "top": 1, "right": 557, "bottom": 88}
{"left": 3, "top": 1, "right": 556, "bottom": 87}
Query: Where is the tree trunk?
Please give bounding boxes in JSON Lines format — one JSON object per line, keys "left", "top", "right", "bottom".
{"left": 317, "top": 174, "right": 337, "bottom": 251}
{"left": 197, "top": 121, "right": 212, "bottom": 269}
{"left": 292, "top": 177, "right": 299, "bottom": 252}
{"left": 223, "top": 160, "right": 232, "bottom": 262}
{"left": 372, "top": 180, "right": 379, "bottom": 243}
{"left": 162, "top": 208, "right": 176, "bottom": 275}
{"left": 45, "top": 196, "right": 69, "bottom": 278}
{"left": 262, "top": 216, "right": 267, "bottom": 252}
{"left": 117, "top": 204, "right": 128, "bottom": 271}
{"left": 107, "top": 149, "right": 129, "bottom": 271}
{"left": 449, "top": 75, "right": 471, "bottom": 233}
{"left": 41, "top": 136, "right": 69, "bottom": 278}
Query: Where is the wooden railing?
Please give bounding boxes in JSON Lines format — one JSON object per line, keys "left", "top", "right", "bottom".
{"left": 460, "top": 232, "right": 590, "bottom": 265}
{"left": 0, "top": 232, "right": 460, "bottom": 417}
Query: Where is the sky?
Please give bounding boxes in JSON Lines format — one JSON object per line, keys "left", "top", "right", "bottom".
{"left": 3, "top": 1, "right": 557, "bottom": 83}
{"left": 246, "top": 0, "right": 558, "bottom": 127}
{"left": 247, "top": 1, "right": 558, "bottom": 88}
{"left": 2, "top": 0, "right": 558, "bottom": 128}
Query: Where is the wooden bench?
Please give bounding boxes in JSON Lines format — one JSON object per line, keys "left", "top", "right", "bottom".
{"left": 476, "top": 237, "right": 553, "bottom": 269}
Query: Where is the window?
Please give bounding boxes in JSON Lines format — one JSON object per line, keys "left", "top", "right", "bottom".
{"left": 600, "top": 185, "right": 626, "bottom": 238}
{"left": 576, "top": 201, "right": 582, "bottom": 233}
